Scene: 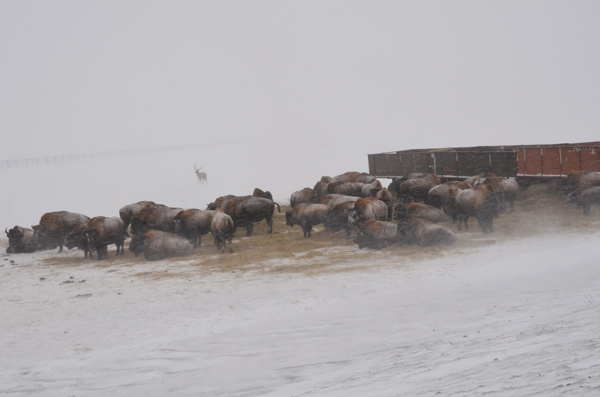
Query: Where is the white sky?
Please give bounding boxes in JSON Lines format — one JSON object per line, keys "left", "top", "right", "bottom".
{"left": 1, "top": 1, "right": 599, "bottom": 159}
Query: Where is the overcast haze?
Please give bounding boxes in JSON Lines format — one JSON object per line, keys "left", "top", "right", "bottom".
{"left": 1, "top": 1, "right": 600, "bottom": 160}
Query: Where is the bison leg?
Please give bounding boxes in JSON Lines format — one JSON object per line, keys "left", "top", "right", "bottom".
{"left": 245, "top": 223, "right": 254, "bottom": 237}
{"left": 228, "top": 236, "right": 233, "bottom": 253}
{"left": 266, "top": 216, "right": 273, "bottom": 234}
{"left": 197, "top": 235, "right": 202, "bottom": 248}
{"left": 584, "top": 204, "right": 591, "bottom": 216}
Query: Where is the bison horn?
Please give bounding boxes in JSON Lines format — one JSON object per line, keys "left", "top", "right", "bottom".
{"left": 4, "top": 228, "right": 7, "bottom": 235}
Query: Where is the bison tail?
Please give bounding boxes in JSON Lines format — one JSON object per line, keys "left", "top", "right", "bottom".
{"left": 275, "top": 202, "right": 281, "bottom": 213}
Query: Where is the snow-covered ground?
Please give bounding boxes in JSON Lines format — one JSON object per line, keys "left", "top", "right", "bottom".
{"left": 1, "top": 145, "right": 600, "bottom": 396}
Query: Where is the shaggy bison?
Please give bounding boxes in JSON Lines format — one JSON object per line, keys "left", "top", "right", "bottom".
{"left": 65, "top": 224, "right": 92, "bottom": 258}
{"left": 395, "top": 205, "right": 458, "bottom": 246}
{"left": 119, "top": 201, "right": 156, "bottom": 229}
{"left": 206, "top": 195, "right": 238, "bottom": 211}
{"left": 324, "top": 201, "right": 356, "bottom": 238}
{"left": 84, "top": 216, "right": 129, "bottom": 260}
{"left": 224, "top": 196, "right": 281, "bottom": 236}
{"left": 353, "top": 220, "right": 398, "bottom": 249}
{"left": 290, "top": 188, "right": 319, "bottom": 208}
{"left": 5, "top": 226, "right": 48, "bottom": 254}
{"left": 173, "top": 209, "right": 214, "bottom": 247}
{"left": 211, "top": 208, "right": 234, "bottom": 253}
{"left": 130, "top": 204, "right": 183, "bottom": 235}
{"left": 568, "top": 186, "right": 600, "bottom": 215}
{"left": 426, "top": 181, "right": 471, "bottom": 209}
{"left": 347, "top": 197, "right": 388, "bottom": 228}
{"left": 32, "top": 211, "right": 90, "bottom": 253}
{"left": 129, "top": 229, "right": 194, "bottom": 260}
{"left": 394, "top": 202, "right": 448, "bottom": 224}
{"left": 447, "top": 184, "right": 504, "bottom": 233}
{"left": 285, "top": 203, "right": 330, "bottom": 238}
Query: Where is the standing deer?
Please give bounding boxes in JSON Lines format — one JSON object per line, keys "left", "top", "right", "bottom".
{"left": 194, "top": 165, "right": 207, "bottom": 184}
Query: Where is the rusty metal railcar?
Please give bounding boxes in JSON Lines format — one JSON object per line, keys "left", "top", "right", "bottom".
{"left": 368, "top": 142, "right": 600, "bottom": 180}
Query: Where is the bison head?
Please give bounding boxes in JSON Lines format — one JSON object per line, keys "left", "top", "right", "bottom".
{"left": 129, "top": 233, "right": 144, "bottom": 257}
{"left": 347, "top": 208, "right": 360, "bottom": 228}
{"left": 285, "top": 210, "right": 295, "bottom": 227}
{"left": 65, "top": 229, "right": 85, "bottom": 250}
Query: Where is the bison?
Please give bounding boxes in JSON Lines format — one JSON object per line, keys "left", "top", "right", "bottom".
{"left": 394, "top": 202, "right": 448, "bottom": 224}
{"left": 317, "top": 194, "right": 360, "bottom": 209}
{"left": 568, "top": 186, "right": 600, "bottom": 215}
{"left": 285, "top": 203, "right": 330, "bottom": 238}
{"left": 448, "top": 184, "right": 504, "bottom": 233}
{"left": 84, "top": 216, "right": 129, "bottom": 260}
{"left": 211, "top": 208, "right": 234, "bottom": 253}
{"left": 426, "top": 181, "right": 471, "bottom": 209}
{"left": 562, "top": 171, "right": 600, "bottom": 194}
{"left": 5, "top": 226, "right": 46, "bottom": 254}
{"left": 224, "top": 196, "right": 281, "bottom": 236}
{"left": 130, "top": 204, "right": 183, "bottom": 235}
{"left": 324, "top": 201, "right": 356, "bottom": 238}
{"left": 347, "top": 197, "right": 388, "bottom": 228}
{"left": 129, "top": 229, "right": 194, "bottom": 261}
{"left": 290, "top": 188, "right": 319, "bottom": 208}
{"left": 206, "top": 195, "right": 238, "bottom": 211}
{"left": 353, "top": 220, "right": 398, "bottom": 249}
{"left": 475, "top": 175, "right": 519, "bottom": 211}
{"left": 375, "top": 187, "right": 394, "bottom": 219}
{"left": 392, "top": 173, "right": 442, "bottom": 203}
{"left": 65, "top": 224, "right": 92, "bottom": 258}
{"left": 395, "top": 205, "right": 458, "bottom": 246}
{"left": 252, "top": 188, "right": 273, "bottom": 200}
{"left": 173, "top": 209, "right": 214, "bottom": 247}
{"left": 119, "top": 201, "right": 156, "bottom": 229}
{"left": 360, "top": 180, "right": 383, "bottom": 197}
{"left": 32, "top": 211, "right": 90, "bottom": 253}
{"left": 327, "top": 181, "right": 365, "bottom": 196}
{"left": 330, "top": 171, "right": 376, "bottom": 184}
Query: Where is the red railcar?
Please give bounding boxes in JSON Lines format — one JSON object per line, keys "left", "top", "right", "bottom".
{"left": 368, "top": 142, "right": 600, "bottom": 180}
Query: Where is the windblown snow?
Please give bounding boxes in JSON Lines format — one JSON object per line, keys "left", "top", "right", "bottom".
{"left": 1, "top": 144, "right": 599, "bottom": 396}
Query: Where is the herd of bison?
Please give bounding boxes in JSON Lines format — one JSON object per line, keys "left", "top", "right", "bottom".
{"left": 4, "top": 170, "right": 600, "bottom": 261}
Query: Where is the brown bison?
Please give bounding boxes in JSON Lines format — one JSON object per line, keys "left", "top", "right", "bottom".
{"left": 361, "top": 180, "right": 383, "bottom": 197}
{"left": 290, "top": 188, "right": 319, "bottom": 208}
{"left": 324, "top": 201, "right": 356, "bottom": 238}
{"left": 173, "top": 209, "right": 214, "bottom": 247}
{"left": 32, "top": 211, "right": 90, "bottom": 253}
{"left": 211, "top": 208, "right": 234, "bottom": 253}
{"left": 129, "top": 229, "right": 194, "bottom": 261}
{"left": 347, "top": 197, "right": 388, "bottom": 228}
{"left": 463, "top": 173, "right": 492, "bottom": 187}
{"left": 130, "top": 204, "right": 184, "bottom": 235}
{"left": 5, "top": 226, "right": 51, "bottom": 253}
{"left": 331, "top": 171, "right": 376, "bottom": 184}
{"left": 206, "top": 195, "right": 238, "bottom": 211}
{"left": 224, "top": 196, "right": 281, "bottom": 236}
{"left": 390, "top": 173, "right": 441, "bottom": 203}
{"left": 65, "top": 224, "right": 92, "bottom": 258}
{"left": 448, "top": 184, "right": 504, "bottom": 233}
{"left": 327, "top": 181, "right": 365, "bottom": 196}
{"left": 252, "top": 188, "right": 273, "bottom": 200}
{"left": 375, "top": 187, "right": 394, "bottom": 219}
{"left": 353, "top": 220, "right": 398, "bottom": 249}
{"left": 395, "top": 205, "right": 458, "bottom": 246}
{"left": 394, "top": 202, "right": 448, "bottom": 224}
{"left": 119, "top": 201, "right": 156, "bottom": 229}
{"left": 568, "top": 186, "right": 600, "bottom": 215}
{"left": 426, "top": 181, "right": 471, "bottom": 209}
{"left": 563, "top": 171, "right": 600, "bottom": 191}
{"left": 285, "top": 203, "right": 330, "bottom": 238}
{"left": 84, "top": 216, "right": 129, "bottom": 260}
{"left": 475, "top": 176, "right": 519, "bottom": 211}
{"left": 317, "top": 194, "right": 360, "bottom": 209}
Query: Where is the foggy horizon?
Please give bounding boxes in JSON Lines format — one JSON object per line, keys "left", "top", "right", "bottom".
{"left": 2, "top": 1, "right": 599, "bottom": 160}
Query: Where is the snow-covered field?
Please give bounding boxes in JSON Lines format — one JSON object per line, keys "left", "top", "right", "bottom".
{"left": 1, "top": 145, "right": 600, "bottom": 396}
